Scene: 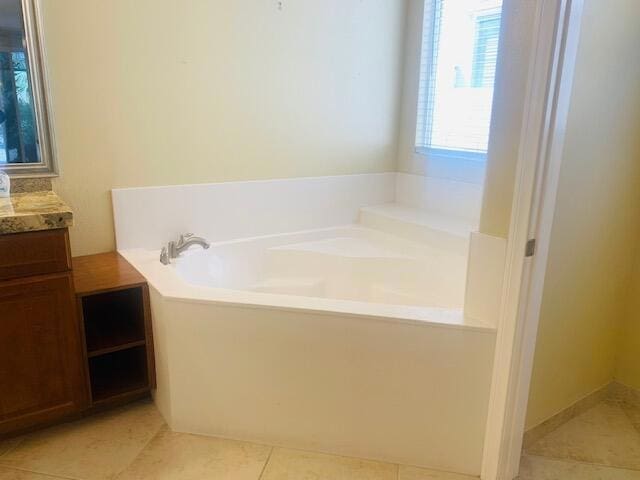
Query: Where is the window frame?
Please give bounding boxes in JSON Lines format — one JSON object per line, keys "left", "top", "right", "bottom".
{"left": 414, "top": 0, "right": 503, "bottom": 164}
{"left": 2, "top": 0, "right": 57, "bottom": 178}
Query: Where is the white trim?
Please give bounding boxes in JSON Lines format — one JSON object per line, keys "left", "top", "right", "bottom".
{"left": 480, "top": 1, "right": 584, "bottom": 479}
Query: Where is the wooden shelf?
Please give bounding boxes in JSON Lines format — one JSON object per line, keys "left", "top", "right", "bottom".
{"left": 73, "top": 252, "right": 155, "bottom": 407}
{"left": 89, "top": 347, "right": 149, "bottom": 403}
{"left": 87, "top": 340, "right": 147, "bottom": 358}
{"left": 82, "top": 288, "right": 146, "bottom": 353}
{"left": 73, "top": 252, "right": 146, "bottom": 296}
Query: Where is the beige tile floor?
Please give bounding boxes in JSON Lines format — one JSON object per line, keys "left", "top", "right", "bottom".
{"left": 521, "top": 397, "right": 640, "bottom": 479}
{"left": 0, "top": 400, "right": 476, "bottom": 480}
{"left": 5, "top": 397, "right": 638, "bottom": 480}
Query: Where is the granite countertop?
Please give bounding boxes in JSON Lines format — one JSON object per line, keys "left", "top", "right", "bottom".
{"left": 0, "top": 191, "right": 73, "bottom": 234}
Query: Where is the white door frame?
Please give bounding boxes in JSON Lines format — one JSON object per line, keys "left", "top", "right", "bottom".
{"left": 481, "top": 1, "right": 584, "bottom": 479}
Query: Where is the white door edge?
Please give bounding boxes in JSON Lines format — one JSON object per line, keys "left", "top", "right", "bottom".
{"left": 480, "top": 1, "right": 585, "bottom": 479}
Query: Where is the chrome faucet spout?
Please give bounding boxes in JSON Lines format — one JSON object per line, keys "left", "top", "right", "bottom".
{"left": 175, "top": 235, "right": 210, "bottom": 255}
{"left": 160, "top": 233, "right": 210, "bottom": 264}
{"left": 160, "top": 246, "right": 170, "bottom": 265}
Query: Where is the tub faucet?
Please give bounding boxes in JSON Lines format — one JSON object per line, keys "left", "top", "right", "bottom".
{"left": 160, "top": 233, "right": 210, "bottom": 265}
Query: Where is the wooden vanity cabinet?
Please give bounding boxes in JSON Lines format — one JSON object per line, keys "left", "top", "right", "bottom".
{"left": 0, "top": 229, "right": 88, "bottom": 436}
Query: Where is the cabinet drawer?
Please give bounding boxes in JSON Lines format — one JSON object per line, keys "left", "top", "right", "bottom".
{"left": 0, "top": 229, "right": 71, "bottom": 281}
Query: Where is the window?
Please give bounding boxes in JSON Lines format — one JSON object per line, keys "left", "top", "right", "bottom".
{"left": 0, "top": 51, "right": 38, "bottom": 165}
{"left": 415, "top": 0, "right": 503, "bottom": 160}
{"left": 0, "top": 0, "right": 57, "bottom": 176}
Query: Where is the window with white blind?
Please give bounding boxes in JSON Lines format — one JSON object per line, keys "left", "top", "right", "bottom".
{"left": 415, "top": 0, "right": 503, "bottom": 160}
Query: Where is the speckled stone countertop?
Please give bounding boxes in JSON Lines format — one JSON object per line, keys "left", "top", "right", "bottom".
{"left": 0, "top": 191, "right": 73, "bottom": 234}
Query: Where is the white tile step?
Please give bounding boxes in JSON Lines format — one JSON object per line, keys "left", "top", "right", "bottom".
{"left": 359, "top": 203, "right": 477, "bottom": 252}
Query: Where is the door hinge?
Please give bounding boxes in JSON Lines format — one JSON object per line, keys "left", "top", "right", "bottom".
{"left": 525, "top": 239, "right": 536, "bottom": 257}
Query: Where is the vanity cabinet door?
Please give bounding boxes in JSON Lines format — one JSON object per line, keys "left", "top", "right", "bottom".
{"left": 0, "top": 272, "right": 87, "bottom": 434}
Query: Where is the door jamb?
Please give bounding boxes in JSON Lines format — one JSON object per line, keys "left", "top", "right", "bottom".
{"left": 481, "top": 1, "right": 585, "bottom": 479}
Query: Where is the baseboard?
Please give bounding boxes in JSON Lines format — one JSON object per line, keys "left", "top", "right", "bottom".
{"left": 608, "top": 381, "right": 640, "bottom": 408}
{"left": 522, "top": 382, "right": 613, "bottom": 449}
{"left": 523, "top": 382, "right": 640, "bottom": 449}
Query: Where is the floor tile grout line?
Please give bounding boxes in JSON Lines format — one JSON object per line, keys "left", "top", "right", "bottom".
{"left": 524, "top": 398, "right": 640, "bottom": 473}
{"left": 111, "top": 420, "right": 167, "bottom": 480}
{"left": 0, "top": 464, "right": 79, "bottom": 480}
{"left": 0, "top": 436, "right": 25, "bottom": 461}
{"left": 524, "top": 453, "right": 640, "bottom": 473}
{"left": 261, "top": 443, "right": 400, "bottom": 468}
{"left": 0, "top": 399, "right": 161, "bottom": 480}
{"left": 619, "top": 403, "right": 640, "bottom": 437}
{"left": 257, "top": 446, "right": 275, "bottom": 480}
{"left": 525, "top": 399, "right": 609, "bottom": 454}
{"left": 1, "top": 403, "right": 470, "bottom": 480}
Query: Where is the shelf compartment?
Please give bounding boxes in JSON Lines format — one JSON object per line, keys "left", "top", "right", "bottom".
{"left": 87, "top": 340, "right": 147, "bottom": 358}
{"left": 82, "top": 287, "right": 146, "bottom": 354}
{"left": 89, "top": 346, "right": 149, "bottom": 402}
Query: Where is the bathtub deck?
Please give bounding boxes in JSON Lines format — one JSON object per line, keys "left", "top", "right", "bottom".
{"left": 119, "top": 223, "right": 493, "bottom": 333}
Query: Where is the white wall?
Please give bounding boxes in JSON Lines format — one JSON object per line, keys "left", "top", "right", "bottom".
{"left": 41, "top": 0, "right": 408, "bottom": 256}
{"left": 616, "top": 249, "right": 640, "bottom": 391}
{"left": 526, "top": 0, "right": 640, "bottom": 429}
{"left": 478, "top": 0, "right": 537, "bottom": 237}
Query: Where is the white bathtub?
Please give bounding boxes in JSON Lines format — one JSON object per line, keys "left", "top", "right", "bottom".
{"left": 177, "top": 225, "right": 467, "bottom": 309}
{"left": 122, "top": 224, "right": 487, "bottom": 329}
{"left": 113, "top": 174, "right": 497, "bottom": 476}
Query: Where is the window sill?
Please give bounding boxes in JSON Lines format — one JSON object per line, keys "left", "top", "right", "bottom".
{"left": 414, "top": 147, "right": 487, "bottom": 163}
{"left": 412, "top": 147, "right": 487, "bottom": 185}
{"left": 1, "top": 164, "right": 59, "bottom": 179}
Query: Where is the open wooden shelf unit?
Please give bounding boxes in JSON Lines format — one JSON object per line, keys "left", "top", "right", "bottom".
{"left": 73, "top": 252, "right": 155, "bottom": 407}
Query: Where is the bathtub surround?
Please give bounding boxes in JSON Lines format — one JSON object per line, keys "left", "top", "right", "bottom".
{"left": 112, "top": 172, "right": 488, "bottom": 251}
{"left": 464, "top": 232, "right": 507, "bottom": 328}
{"left": 358, "top": 205, "right": 473, "bottom": 255}
{"left": 390, "top": 174, "right": 505, "bottom": 326}
{"left": 112, "top": 173, "right": 496, "bottom": 475}
{"left": 121, "top": 227, "right": 481, "bottom": 330}
{"left": 113, "top": 173, "right": 395, "bottom": 251}
{"left": 147, "top": 288, "right": 495, "bottom": 475}
{"left": 112, "top": 172, "right": 490, "bottom": 329}
{"left": 0, "top": 191, "right": 73, "bottom": 234}
{"left": 113, "top": 172, "right": 505, "bottom": 327}
{"left": 111, "top": 172, "right": 500, "bottom": 328}
{"left": 394, "top": 173, "right": 483, "bottom": 223}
